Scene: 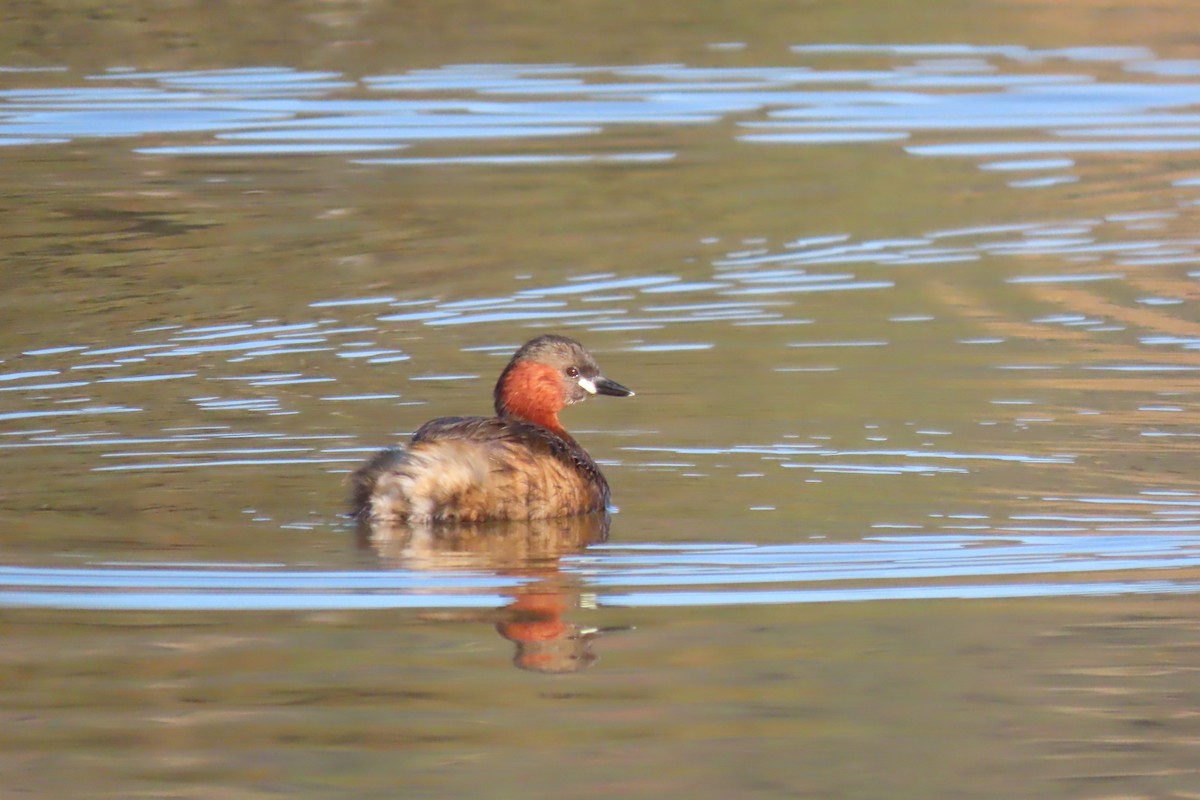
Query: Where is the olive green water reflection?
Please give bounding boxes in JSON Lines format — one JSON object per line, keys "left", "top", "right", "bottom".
{"left": 5, "top": 596, "right": 1199, "bottom": 798}
{"left": 6, "top": 0, "right": 1200, "bottom": 798}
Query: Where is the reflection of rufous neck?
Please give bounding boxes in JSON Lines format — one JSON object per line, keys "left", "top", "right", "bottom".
{"left": 496, "top": 591, "right": 569, "bottom": 643}
{"left": 495, "top": 586, "right": 597, "bottom": 674}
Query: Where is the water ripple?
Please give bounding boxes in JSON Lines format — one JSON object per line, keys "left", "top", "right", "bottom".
{"left": 5, "top": 201, "right": 1200, "bottom": 475}
{"left": 3, "top": 46, "right": 1200, "bottom": 190}
{"left": 3, "top": 533, "right": 1197, "bottom": 610}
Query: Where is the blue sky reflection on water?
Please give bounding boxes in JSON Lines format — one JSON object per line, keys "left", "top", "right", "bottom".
{"left": 3, "top": 532, "right": 1200, "bottom": 610}
{"left": 1, "top": 44, "right": 1200, "bottom": 198}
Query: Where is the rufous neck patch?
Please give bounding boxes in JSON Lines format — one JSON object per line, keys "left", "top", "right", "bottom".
{"left": 498, "top": 360, "right": 566, "bottom": 434}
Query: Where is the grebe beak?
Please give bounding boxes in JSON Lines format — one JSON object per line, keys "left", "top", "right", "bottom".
{"left": 591, "top": 376, "right": 635, "bottom": 397}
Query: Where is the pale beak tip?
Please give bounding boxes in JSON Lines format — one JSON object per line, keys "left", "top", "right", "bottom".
{"left": 592, "top": 376, "right": 634, "bottom": 398}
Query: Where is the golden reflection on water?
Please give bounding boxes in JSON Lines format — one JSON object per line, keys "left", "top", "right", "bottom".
{"left": 362, "top": 514, "right": 614, "bottom": 673}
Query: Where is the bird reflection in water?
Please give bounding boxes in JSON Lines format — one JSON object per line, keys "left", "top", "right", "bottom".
{"left": 358, "top": 513, "right": 626, "bottom": 673}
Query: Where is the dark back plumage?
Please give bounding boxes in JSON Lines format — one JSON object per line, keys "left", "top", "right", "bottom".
{"left": 415, "top": 414, "right": 611, "bottom": 501}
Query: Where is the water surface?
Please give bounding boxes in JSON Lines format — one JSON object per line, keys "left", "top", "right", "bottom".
{"left": 4, "top": 2, "right": 1200, "bottom": 797}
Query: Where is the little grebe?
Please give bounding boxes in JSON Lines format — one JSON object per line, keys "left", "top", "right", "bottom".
{"left": 351, "top": 334, "right": 634, "bottom": 523}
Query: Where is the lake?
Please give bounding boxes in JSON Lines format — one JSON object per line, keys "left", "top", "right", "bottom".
{"left": 3, "top": 2, "right": 1200, "bottom": 797}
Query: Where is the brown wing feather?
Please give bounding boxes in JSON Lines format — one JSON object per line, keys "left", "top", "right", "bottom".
{"left": 350, "top": 416, "right": 612, "bottom": 522}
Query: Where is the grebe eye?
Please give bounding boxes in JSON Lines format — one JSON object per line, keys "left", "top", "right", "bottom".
{"left": 566, "top": 366, "right": 580, "bottom": 378}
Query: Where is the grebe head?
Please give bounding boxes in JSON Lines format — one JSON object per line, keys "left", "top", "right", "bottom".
{"left": 494, "top": 335, "right": 634, "bottom": 433}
